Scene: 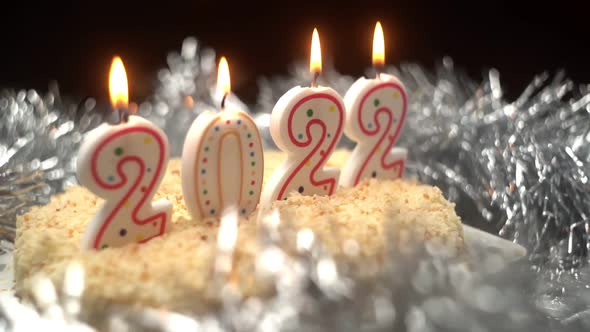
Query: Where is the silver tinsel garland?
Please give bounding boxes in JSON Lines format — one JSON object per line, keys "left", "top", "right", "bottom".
{"left": 1, "top": 38, "right": 589, "bottom": 331}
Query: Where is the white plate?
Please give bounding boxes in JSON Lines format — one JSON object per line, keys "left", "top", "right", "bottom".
{"left": 462, "top": 224, "right": 527, "bottom": 273}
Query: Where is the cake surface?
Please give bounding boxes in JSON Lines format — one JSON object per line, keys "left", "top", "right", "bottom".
{"left": 15, "top": 150, "right": 464, "bottom": 312}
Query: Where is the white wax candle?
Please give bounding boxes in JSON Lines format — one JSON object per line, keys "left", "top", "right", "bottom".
{"left": 181, "top": 108, "right": 264, "bottom": 219}
{"left": 77, "top": 115, "right": 172, "bottom": 250}
{"left": 339, "top": 73, "right": 408, "bottom": 187}
{"left": 261, "top": 85, "right": 345, "bottom": 205}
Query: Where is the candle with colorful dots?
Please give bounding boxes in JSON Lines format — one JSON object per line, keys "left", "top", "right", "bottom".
{"left": 261, "top": 28, "right": 345, "bottom": 206}
{"left": 339, "top": 22, "right": 408, "bottom": 187}
{"left": 77, "top": 56, "right": 172, "bottom": 250}
{"left": 181, "top": 57, "right": 264, "bottom": 219}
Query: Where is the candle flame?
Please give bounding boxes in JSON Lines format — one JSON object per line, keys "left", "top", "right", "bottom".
{"left": 109, "top": 56, "right": 129, "bottom": 109}
{"left": 217, "top": 56, "right": 231, "bottom": 96}
{"left": 310, "top": 28, "right": 322, "bottom": 74}
{"left": 372, "top": 22, "right": 385, "bottom": 67}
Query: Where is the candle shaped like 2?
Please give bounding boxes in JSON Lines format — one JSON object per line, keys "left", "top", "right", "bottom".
{"left": 181, "top": 57, "right": 264, "bottom": 219}
{"left": 340, "top": 22, "right": 408, "bottom": 187}
{"left": 261, "top": 29, "right": 345, "bottom": 206}
{"left": 77, "top": 57, "right": 172, "bottom": 250}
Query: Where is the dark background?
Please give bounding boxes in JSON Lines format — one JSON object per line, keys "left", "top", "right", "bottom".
{"left": 0, "top": 0, "right": 588, "bottom": 104}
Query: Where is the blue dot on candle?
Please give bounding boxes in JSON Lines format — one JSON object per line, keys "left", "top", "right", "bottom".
{"left": 107, "top": 175, "right": 115, "bottom": 182}
{"left": 210, "top": 209, "right": 215, "bottom": 215}
{"left": 237, "top": 120, "right": 242, "bottom": 125}
{"left": 368, "top": 123, "right": 374, "bottom": 129}
{"left": 250, "top": 151, "right": 255, "bottom": 157}
{"left": 146, "top": 167, "right": 151, "bottom": 172}
{"left": 241, "top": 208, "right": 246, "bottom": 215}
{"left": 298, "top": 133, "right": 304, "bottom": 140}
{"left": 201, "top": 169, "right": 206, "bottom": 174}
{"left": 214, "top": 126, "right": 220, "bottom": 131}
{"left": 327, "top": 133, "right": 331, "bottom": 138}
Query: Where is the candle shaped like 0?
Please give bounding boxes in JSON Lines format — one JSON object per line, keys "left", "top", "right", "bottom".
{"left": 261, "top": 29, "right": 345, "bottom": 206}
{"left": 77, "top": 57, "right": 172, "bottom": 250}
{"left": 181, "top": 57, "right": 264, "bottom": 219}
{"left": 340, "top": 22, "right": 408, "bottom": 187}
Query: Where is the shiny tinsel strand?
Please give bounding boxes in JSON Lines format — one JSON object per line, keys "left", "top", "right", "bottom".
{"left": 139, "top": 37, "right": 250, "bottom": 156}
{"left": 0, "top": 88, "right": 102, "bottom": 244}
{"left": 2, "top": 217, "right": 588, "bottom": 331}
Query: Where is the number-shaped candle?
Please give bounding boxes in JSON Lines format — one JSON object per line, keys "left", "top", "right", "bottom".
{"left": 261, "top": 29, "right": 345, "bottom": 206}
{"left": 77, "top": 57, "right": 172, "bottom": 250}
{"left": 181, "top": 57, "right": 264, "bottom": 219}
{"left": 78, "top": 117, "right": 171, "bottom": 250}
{"left": 340, "top": 22, "right": 408, "bottom": 187}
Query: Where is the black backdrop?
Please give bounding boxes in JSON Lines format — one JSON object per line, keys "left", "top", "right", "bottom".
{"left": 0, "top": 0, "right": 588, "bottom": 104}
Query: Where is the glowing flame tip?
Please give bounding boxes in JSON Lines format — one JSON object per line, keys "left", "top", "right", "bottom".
{"left": 372, "top": 22, "right": 385, "bottom": 66}
{"left": 310, "top": 28, "right": 322, "bottom": 74}
{"left": 217, "top": 56, "right": 231, "bottom": 96}
{"left": 109, "top": 56, "right": 129, "bottom": 109}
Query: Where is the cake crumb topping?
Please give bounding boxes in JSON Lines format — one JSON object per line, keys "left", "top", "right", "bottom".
{"left": 15, "top": 150, "right": 463, "bottom": 313}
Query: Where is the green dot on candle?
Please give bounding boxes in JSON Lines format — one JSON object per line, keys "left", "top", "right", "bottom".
{"left": 204, "top": 146, "right": 209, "bottom": 152}
{"left": 251, "top": 161, "right": 256, "bottom": 167}
{"left": 203, "top": 189, "right": 208, "bottom": 195}
{"left": 114, "top": 147, "right": 123, "bottom": 156}
{"left": 249, "top": 190, "right": 254, "bottom": 196}
{"left": 374, "top": 99, "right": 380, "bottom": 107}
{"left": 306, "top": 108, "right": 314, "bottom": 117}
{"left": 247, "top": 133, "right": 252, "bottom": 138}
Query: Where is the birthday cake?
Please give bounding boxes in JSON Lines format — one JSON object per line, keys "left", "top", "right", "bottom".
{"left": 14, "top": 25, "right": 466, "bottom": 314}
{"left": 14, "top": 149, "right": 464, "bottom": 313}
